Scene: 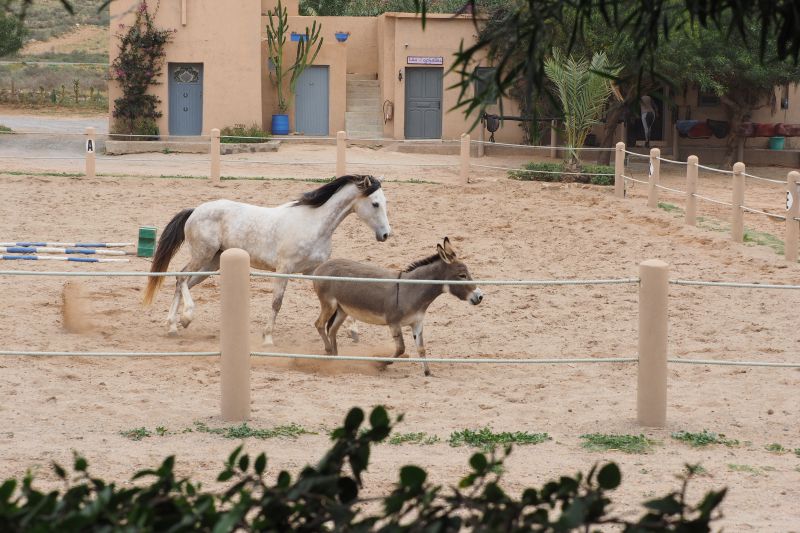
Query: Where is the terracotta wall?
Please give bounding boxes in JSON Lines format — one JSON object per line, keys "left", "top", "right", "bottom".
{"left": 380, "top": 14, "right": 522, "bottom": 142}
{"left": 109, "top": 0, "right": 263, "bottom": 136}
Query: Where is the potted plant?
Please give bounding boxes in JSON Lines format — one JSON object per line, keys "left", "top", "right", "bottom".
{"left": 334, "top": 31, "right": 350, "bottom": 43}
{"left": 266, "top": 0, "right": 323, "bottom": 135}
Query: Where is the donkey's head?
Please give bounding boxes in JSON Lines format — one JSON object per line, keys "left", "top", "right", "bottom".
{"left": 352, "top": 175, "right": 392, "bottom": 242}
{"left": 437, "top": 237, "right": 483, "bottom": 305}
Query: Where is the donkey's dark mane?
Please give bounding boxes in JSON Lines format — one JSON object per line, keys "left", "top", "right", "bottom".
{"left": 295, "top": 175, "right": 381, "bottom": 208}
{"left": 404, "top": 254, "right": 441, "bottom": 272}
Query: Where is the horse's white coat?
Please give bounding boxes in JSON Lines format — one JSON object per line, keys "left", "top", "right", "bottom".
{"left": 165, "top": 181, "right": 391, "bottom": 341}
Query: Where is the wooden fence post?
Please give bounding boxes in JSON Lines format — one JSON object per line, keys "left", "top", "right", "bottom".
{"left": 85, "top": 126, "right": 96, "bottom": 179}
{"left": 210, "top": 128, "right": 220, "bottom": 182}
{"left": 647, "top": 147, "right": 660, "bottom": 209}
{"left": 638, "top": 259, "right": 669, "bottom": 427}
{"left": 550, "top": 119, "right": 557, "bottom": 159}
{"left": 786, "top": 171, "right": 800, "bottom": 263}
{"left": 614, "top": 142, "right": 625, "bottom": 198}
{"left": 685, "top": 155, "right": 698, "bottom": 226}
{"left": 731, "top": 162, "right": 745, "bottom": 242}
{"left": 221, "top": 248, "right": 251, "bottom": 421}
{"left": 336, "top": 130, "right": 346, "bottom": 177}
{"left": 460, "top": 133, "right": 470, "bottom": 184}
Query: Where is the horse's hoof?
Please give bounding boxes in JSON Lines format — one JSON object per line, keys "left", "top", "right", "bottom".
{"left": 262, "top": 334, "right": 274, "bottom": 346}
{"left": 167, "top": 329, "right": 178, "bottom": 337}
{"left": 348, "top": 330, "right": 360, "bottom": 343}
{"left": 423, "top": 369, "right": 431, "bottom": 377}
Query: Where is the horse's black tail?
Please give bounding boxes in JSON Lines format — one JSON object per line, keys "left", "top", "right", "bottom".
{"left": 143, "top": 208, "right": 194, "bottom": 305}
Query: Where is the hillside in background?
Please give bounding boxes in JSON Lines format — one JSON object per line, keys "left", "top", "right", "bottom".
{"left": 17, "top": 0, "right": 109, "bottom": 42}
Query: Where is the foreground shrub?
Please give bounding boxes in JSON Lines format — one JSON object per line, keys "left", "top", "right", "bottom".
{"left": 509, "top": 161, "right": 614, "bottom": 185}
{"left": 0, "top": 406, "right": 725, "bottom": 531}
{"left": 220, "top": 123, "right": 271, "bottom": 143}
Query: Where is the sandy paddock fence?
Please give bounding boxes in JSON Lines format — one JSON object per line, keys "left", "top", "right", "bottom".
{"left": 2, "top": 250, "right": 800, "bottom": 429}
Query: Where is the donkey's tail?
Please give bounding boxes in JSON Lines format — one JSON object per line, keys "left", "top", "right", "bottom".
{"left": 143, "top": 208, "right": 194, "bottom": 305}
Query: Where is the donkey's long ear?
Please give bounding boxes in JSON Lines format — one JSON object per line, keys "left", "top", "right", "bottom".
{"left": 442, "top": 237, "right": 457, "bottom": 261}
{"left": 437, "top": 243, "right": 454, "bottom": 264}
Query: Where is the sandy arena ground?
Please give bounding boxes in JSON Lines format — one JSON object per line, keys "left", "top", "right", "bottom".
{"left": 0, "top": 142, "right": 799, "bottom": 530}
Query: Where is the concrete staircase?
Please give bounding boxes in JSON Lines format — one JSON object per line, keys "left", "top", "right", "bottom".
{"left": 345, "top": 74, "right": 383, "bottom": 139}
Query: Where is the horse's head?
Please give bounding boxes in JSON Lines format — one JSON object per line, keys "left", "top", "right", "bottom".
{"left": 353, "top": 175, "right": 391, "bottom": 242}
{"left": 437, "top": 237, "right": 482, "bottom": 305}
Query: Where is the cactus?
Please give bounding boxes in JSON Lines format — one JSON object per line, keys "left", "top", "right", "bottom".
{"left": 266, "top": 0, "right": 323, "bottom": 114}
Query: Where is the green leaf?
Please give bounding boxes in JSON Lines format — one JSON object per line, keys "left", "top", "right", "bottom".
{"left": 469, "top": 453, "right": 488, "bottom": 472}
{"left": 254, "top": 453, "right": 267, "bottom": 475}
{"left": 344, "top": 408, "right": 365, "bottom": 432}
{"left": 0, "top": 479, "right": 16, "bottom": 502}
{"left": 238, "top": 455, "right": 249, "bottom": 472}
{"left": 338, "top": 476, "right": 359, "bottom": 503}
{"left": 51, "top": 462, "right": 67, "bottom": 480}
{"left": 74, "top": 456, "right": 87, "bottom": 472}
{"left": 217, "top": 470, "right": 234, "bottom": 482}
{"left": 399, "top": 465, "right": 426, "bottom": 490}
{"left": 597, "top": 463, "right": 621, "bottom": 489}
{"left": 369, "top": 406, "right": 389, "bottom": 429}
{"left": 644, "top": 494, "right": 683, "bottom": 515}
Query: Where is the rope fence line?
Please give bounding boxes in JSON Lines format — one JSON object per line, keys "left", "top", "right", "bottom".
{"left": 657, "top": 156, "right": 687, "bottom": 166}
{"left": 670, "top": 279, "right": 800, "bottom": 289}
{"left": 697, "top": 163, "right": 733, "bottom": 175}
{"left": 472, "top": 163, "right": 614, "bottom": 176}
{"left": 0, "top": 155, "right": 84, "bottom": 160}
{"left": 739, "top": 205, "right": 786, "bottom": 219}
{"left": 470, "top": 140, "right": 614, "bottom": 151}
{"left": 744, "top": 172, "right": 785, "bottom": 185}
{"left": 250, "top": 352, "right": 637, "bottom": 364}
{"left": 0, "top": 350, "right": 220, "bottom": 357}
{"left": 97, "top": 157, "right": 211, "bottom": 164}
{"left": 623, "top": 175, "right": 649, "bottom": 185}
{"left": 348, "top": 161, "right": 457, "bottom": 168}
{"left": 624, "top": 150, "right": 650, "bottom": 159}
{"left": 692, "top": 193, "right": 732, "bottom": 207}
{"left": 0, "top": 270, "right": 217, "bottom": 277}
{"left": 249, "top": 271, "right": 640, "bottom": 286}
{"left": 654, "top": 184, "right": 686, "bottom": 195}
{"left": 222, "top": 159, "right": 336, "bottom": 165}
{"left": 667, "top": 358, "right": 800, "bottom": 368}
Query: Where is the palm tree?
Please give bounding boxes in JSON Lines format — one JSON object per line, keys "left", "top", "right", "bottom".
{"left": 544, "top": 50, "right": 619, "bottom": 171}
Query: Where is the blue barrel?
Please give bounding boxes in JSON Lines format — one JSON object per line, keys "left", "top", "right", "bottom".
{"left": 271, "top": 114, "right": 290, "bottom": 135}
{"left": 768, "top": 136, "right": 785, "bottom": 150}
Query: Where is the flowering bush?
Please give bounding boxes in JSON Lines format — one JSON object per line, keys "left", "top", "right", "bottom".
{"left": 110, "top": 1, "right": 173, "bottom": 136}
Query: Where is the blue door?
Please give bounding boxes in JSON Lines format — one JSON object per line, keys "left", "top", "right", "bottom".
{"left": 405, "top": 67, "right": 442, "bottom": 139}
{"left": 295, "top": 66, "right": 329, "bottom": 136}
{"left": 168, "top": 63, "right": 203, "bottom": 135}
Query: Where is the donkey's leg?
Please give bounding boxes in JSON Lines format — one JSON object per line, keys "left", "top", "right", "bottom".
{"left": 314, "top": 298, "right": 338, "bottom": 354}
{"left": 390, "top": 324, "right": 405, "bottom": 357}
{"left": 344, "top": 316, "right": 360, "bottom": 343}
{"left": 263, "top": 276, "right": 289, "bottom": 346}
{"left": 180, "top": 251, "right": 221, "bottom": 329}
{"left": 327, "top": 307, "right": 349, "bottom": 356}
{"left": 411, "top": 321, "right": 430, "bottom": 376}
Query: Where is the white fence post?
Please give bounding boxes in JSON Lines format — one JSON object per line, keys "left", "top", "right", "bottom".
{"left": 210, "top": 128, "right": 220, "bottom": 182}
{"left": 336, "top": 130, "right": 346, "bottom": 177}
{"left": 731, "top": 162, "right": 745, "bottom": 242}
{"left": 685, "top": 155, "right": 698, "bottom": 226}
{"left": 638, "top": 259, "right": 669, "bottom": 427}
{"left": 460, "top": 133, "right": 470, "bottom": 184}
{"left": 221, "top": 248, "right": 250, "bottom": 421}
{"left": 85, "top": 126, "right": 96, "bottom": 179}
{"left": 786, "top": 171, "right": 800, "bottom": 263}
{"left": 614, "top": 142, "right": 625, "bottom": 198}
{"left": 647, "top": 147, "right": 660, "bottom": 209}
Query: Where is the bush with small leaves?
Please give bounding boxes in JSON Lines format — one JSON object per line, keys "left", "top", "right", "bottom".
{"left": 0, "top": 406, "right": 725, "bottom": 531}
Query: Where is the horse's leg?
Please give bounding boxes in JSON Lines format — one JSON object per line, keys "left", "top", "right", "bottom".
{"left": 263, "top": 275, "right": 289, "bottom": 346}
{"left": 314, "top": 298, "right": 338, "bottom": 354}
{"left": 166, "top": 282, "right": 182, "bottom": 336}
{"left": 411, "top": 320, "right": 430, "bottom": 377}
{"left": 180, "top": 251, "right": 221, "bottom": 329}
{"left": 327, "top": 307, "right": 349, "bottom": 356}
{"left": 345, "top": 316, "right": 360, "bottom": 343}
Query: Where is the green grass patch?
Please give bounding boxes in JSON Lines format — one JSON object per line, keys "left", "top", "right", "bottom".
{"left": 508, "top": 161, "right": 614, "bottom": 185}
{"left": 765, "top": 442, "right": 788, "bottom": 454}
{"left": 743, "top": 228, "right": 784, "bottom": 255}
{"left": 580, "top": 433, "right": 656, "bottom": 454}
{"left": 794, "top": 448, "right": 800, "bottom": 458}
{"left": 388, "top": 432, "right": 440, "bottom": 446}
{"left": 727, "top": 463, "right": 765, "bottom": 475}
{"left": 448, "top": 427, "right": 551, "bottom": 450}
{"left": 220, "top": 123, "right": 271, "bottom": 144}
{"left": 0, "top": 170, "right": 83, "bottom": 177}
{"left": 121, "top": 427, "right": 152, "bottom": 441}
{"left": 0, "top": 125, "right": 12, "bottom": 133}
{"left": 193, "top": 421, "right": 313, "bottom": 440}
{"left": 671, "top": 430, "right": 739, "bottom": 448}
{"left": 657, "top": 201, "right": 683, "bottom": 214}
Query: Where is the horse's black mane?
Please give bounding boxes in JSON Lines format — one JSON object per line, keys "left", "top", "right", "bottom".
{"left": 295, "top": 175, "right": 381, "bottom": 208}
{"left": 404, "top": 254, "right": 441, "bottom": 272}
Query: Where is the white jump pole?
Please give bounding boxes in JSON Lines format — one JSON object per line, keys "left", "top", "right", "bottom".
{"left": 637, "top": 259, "right": 669, "bottom": 427}
{"left": 220, "top": 248, "right": 250, "bottom": 421}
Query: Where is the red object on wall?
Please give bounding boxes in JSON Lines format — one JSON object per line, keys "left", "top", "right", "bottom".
{"left": 754, "top": 123, "right": 776, "bottom": 137}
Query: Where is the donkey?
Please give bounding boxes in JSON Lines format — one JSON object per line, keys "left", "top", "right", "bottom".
{"left": 312, "top": 237, "right": 483, "bottom": 376}
{"left": 143, "top": 175, "right": 391, "bottom": 343}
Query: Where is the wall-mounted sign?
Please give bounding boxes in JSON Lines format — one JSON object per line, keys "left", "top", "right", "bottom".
{"left": 407, "top": 56, "right": 443, "bottom": 65}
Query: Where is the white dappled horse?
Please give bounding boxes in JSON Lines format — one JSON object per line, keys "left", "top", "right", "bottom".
{"left": 143, "top": 175, "right": 391, "bottom": 344}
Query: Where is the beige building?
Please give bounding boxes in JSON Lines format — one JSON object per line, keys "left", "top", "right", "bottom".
{"left": 108, "top": 0, "right": 522, "bottom": 142}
